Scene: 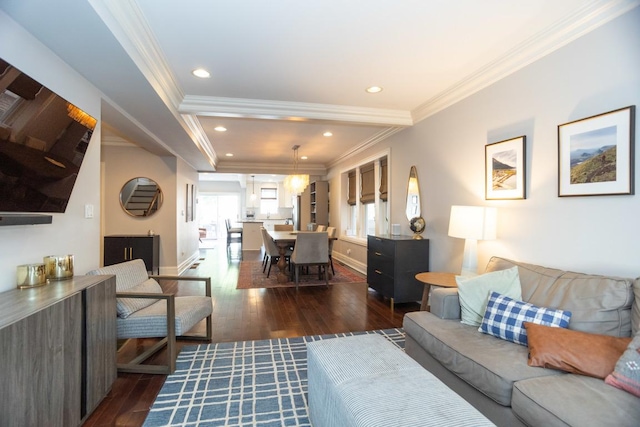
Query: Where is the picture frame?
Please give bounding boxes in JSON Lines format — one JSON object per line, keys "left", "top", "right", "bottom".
{"left": 185, "top": 183, "right": 191, "bottom": 222}
{"left": 558, "top": 106, "right": 635, "bottom": 197}
{"left": 191, "top": 184, "right": 196, "bottom": 222}
{"left": 485, "top": 136, "right": 526, "bottom": 200}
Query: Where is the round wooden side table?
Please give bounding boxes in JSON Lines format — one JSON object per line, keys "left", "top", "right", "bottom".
{"left": 415, "top": 272, "right": 458, "bottom": 311}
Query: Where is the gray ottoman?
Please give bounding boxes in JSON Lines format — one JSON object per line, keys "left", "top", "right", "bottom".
{"left": 307, "top": 334, "right": 495, "bottom": 427}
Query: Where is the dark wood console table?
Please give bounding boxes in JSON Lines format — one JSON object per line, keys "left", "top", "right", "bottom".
{"left": 0, "top": 275, "right": 117, "bottom": 426}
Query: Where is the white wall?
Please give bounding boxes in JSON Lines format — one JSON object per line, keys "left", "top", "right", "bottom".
{"left": 102, "top": 144, "right": 189, "bottom": 273}
{"left": 0, "top": 11, "right": 102, "bottom": 293}
{"left": 330, "top": 7, "right": 640, "bottom": 278}
{"left": 176, "top": 157, "right": 199, "bottom": 272}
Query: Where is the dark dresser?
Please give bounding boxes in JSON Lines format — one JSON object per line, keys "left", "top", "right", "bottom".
{"left": 367, "top": 234, "right": 430, "bottom": 308}
{"left": 104, "top": 235, "right": 160, "bottom": 274}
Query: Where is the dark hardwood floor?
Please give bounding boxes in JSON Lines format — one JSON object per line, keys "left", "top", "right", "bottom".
{"left": 83, "top": 241, "right": 420, "bottom": 426}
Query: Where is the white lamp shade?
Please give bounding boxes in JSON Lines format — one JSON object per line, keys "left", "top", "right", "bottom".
{"left": 448, "top": 205, "right": 497, "bottom": 241}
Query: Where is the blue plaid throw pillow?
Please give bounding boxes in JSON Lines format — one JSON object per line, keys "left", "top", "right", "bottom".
{"left": 479, "top": 292, "right": 571, "bottom": 346}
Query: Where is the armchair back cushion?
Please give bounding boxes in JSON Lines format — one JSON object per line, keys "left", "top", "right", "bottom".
{"left": 485, "top": 257, "right": 634, "bottom": 337}
{"left": 87, "top": 259, "right": 161, "bottom": 318}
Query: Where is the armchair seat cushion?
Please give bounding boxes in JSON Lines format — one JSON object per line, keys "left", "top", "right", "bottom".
{"left": 117, "top": 295, "right": 212, "bottom": 338}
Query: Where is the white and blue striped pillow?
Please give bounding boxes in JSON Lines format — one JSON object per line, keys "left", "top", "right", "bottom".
{"left": 479, "top": 292, "right": 571, "bottom": 346}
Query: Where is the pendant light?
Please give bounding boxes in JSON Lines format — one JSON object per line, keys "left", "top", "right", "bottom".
{"left": 283, "top": 145, "right": 309, "bottom": 195}
{"left": 250, "top": 175, "right": 257, "bottom": 201}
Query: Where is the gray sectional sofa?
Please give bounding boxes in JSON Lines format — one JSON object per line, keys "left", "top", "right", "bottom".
{"left": 403, "top": 257, "right": 640, "bottom": 427}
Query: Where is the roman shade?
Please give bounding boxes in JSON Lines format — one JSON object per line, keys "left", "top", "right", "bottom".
{"left": 347, "top": 171, "right": 356, "bottom": 206}
{"left": 379, "top": 157, "right": 388, "bottom": 201}
{"left": 360, "top": 163, "right": 375, "bottom": 204}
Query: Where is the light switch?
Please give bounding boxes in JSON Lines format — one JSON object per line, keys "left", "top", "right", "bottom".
{"left": 85, "top": 204, "right": 94, "bottom": 219}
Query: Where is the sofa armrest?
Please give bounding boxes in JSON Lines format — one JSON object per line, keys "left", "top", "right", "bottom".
{"left": 430, "top": 288, "right": 461, "bottom": 319}
{"left": 150, "top": 275, "right": 212, "bottom": 297}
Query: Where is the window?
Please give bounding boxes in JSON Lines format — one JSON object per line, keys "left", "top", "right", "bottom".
{"left": 260, "top": 187, "right": 278, "bottom": 215}
{"left": 342, "top": 154, "right": 389, "bottom": 239}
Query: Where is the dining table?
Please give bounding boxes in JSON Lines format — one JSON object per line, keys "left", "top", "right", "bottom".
{"left": 266, "top": 230, "right": 337, "bottom": 284}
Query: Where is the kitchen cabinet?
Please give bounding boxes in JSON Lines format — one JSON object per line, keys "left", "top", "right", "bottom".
{"left": 104, "top": 235, "right": 159, "bottom": 274}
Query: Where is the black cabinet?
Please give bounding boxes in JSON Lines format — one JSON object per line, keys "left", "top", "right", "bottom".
{"left": 367, "top": 234, "right": 429, "bottom": 308}
{"left": 104, "top": 235, "right": 159, "bottom": 274}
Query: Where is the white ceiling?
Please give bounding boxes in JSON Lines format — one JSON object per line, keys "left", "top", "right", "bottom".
{"left": 2, "top": 0, "right": 638, "bottom": 175}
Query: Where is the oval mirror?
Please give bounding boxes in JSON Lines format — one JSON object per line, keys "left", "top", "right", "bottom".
{"left": 405, "top": 166, "right": 421, "bottom": 221}
{"left": 120, "top": 177, "right": 163, "bottom": 217}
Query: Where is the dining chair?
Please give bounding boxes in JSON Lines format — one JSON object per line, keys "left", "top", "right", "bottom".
{"left": 225, "top": 219, "right": 243, "bottom": 247}
{"left": 274, "top": 224, "right": 294, "bottom": 231}
{"left": 290, "top": 231, "right": 329, "bottom": 289}
{"left": 261, "top": 227, "right": 291, "bottom": 277}
{"left": 326, "top": 226, "right": 336, "bottom": 275}
{"left": 316, "top": 225, "right": 326, "bottom": 232}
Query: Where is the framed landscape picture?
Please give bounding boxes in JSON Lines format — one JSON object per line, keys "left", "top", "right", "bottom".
{"left": 485, "top": 136, "right": 526, "bottom": 200}
{"left": 558, "top": 106, "right": 635, "bottom": 197}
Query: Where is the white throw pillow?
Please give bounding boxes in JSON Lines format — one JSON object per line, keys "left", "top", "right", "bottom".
{"left": 116, "top": 278, "right": 162, "bottom": 318}
{"left": 456, "top": 266, "right": 522, "bottom": 326}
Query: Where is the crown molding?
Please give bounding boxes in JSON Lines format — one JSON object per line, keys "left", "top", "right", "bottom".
{"left": 180, "top": 95, "right": 414, "bottom": 127}
{"left": 89, "top": 0, "right": 218, "bottom": 167}
{"left": 214, "top": 161, "right": 327, "bottom": 176}
{"left": 328, "top": 127, "right": 404, "bottom": 168}
{"left": 412, "top": 0, "right": 640, "bottom": 123}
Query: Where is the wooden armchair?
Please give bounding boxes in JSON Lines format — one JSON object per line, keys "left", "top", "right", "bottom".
{"left": 87, "top": 259, "right": 212, "bottom": 374}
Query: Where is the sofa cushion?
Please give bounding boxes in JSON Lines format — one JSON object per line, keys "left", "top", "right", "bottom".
{"left": 116, "top": 278, "right": 162, "bottom": 318}
{"left": 485, "top": 257, "right": 634, "bottom": 337}
{"left": 403, "top": 311, "right": 563, "bottom": 406}
{"left": 456, "top": 266, "right": 522, "bottom": 326}
{"left": 605, "top": 332, "right": 640, "bottom": 397}
{"left": 632, "top": 278, "right": 640, "bottom": 337}
{"left": 525, "top": 322, "right": 631, "bottom": 379}
{"left": 479, "top": 292, "right": 571, "bottom": 346}
{"left": 512, "top": 373, "right": 640, "bottom": 427}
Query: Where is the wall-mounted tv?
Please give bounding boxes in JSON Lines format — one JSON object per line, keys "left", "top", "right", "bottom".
{"left": 0, "top": 57, "right": 96, "bottom": 213}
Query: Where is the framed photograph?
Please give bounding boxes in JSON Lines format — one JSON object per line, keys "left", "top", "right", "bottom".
{"left": 185, "top": 183, "right": 191, "bottom": 222}
{"left": 558, "top": 106, "right": 635, "bottom": 197}
{"left": 191, "top": 184, "right": 196, "bottom": 222}
{"left": 485, "top": 136, "right": 526, "bottom": 200}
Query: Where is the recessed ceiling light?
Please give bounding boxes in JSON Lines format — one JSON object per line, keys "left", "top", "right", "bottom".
{"left": 214, "top": 126, "right": 227, "bottom": 132}
{"left": 225, "top": 153, "right": 233, "bottom": 157}
{"left": 301, "top": 156, "right": 308, "bottom": 160}
{"left": 323, "top": 131, "right": 333, "bottom": 137}
{"left": 366, "top": 86, "right": 383, "bottom": 93}
{"left": 192, "top": 68, "right": 211, "bottom": 78}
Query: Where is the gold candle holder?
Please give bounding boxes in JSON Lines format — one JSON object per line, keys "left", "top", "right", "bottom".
{"left": 17, "top": 263, "right": 48, "bottom": 289}
{"left": 44, "top": 254, "right": 74, "bottom": 281}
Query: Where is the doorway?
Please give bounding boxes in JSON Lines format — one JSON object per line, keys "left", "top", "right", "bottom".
{"left": 198, "top": 193, "right": 241, "bottom": 248}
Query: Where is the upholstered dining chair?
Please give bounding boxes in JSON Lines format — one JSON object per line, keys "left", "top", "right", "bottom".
{"left": 274, "top": 224, "right": 294, "bottom": 231}
{"left": 290, "top": 231, "right": 329, "bottom": 289}
{"left": 87, "top": 259, "right": 212, "bottom": 375}
{"left": 261, "top": 227, "right": 291, "bottom": 277}
{"left": 316, "top": 225, "right": 326, "bottom": 232}
{"left": 326, "top": 226, "right": 336, "bottom": 275}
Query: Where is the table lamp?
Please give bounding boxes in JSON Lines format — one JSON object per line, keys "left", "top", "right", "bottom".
{"left": 448, "top": 205, "right": 497, "bottom": 276}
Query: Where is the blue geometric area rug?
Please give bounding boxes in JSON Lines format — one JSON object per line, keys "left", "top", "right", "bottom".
{"left": 143, "top": 328, "right": 404, "bottom": 427}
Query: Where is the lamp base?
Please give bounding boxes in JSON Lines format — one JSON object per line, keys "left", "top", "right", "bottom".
{"left": 460, "top": 238, "right": 478, "bottom": 276}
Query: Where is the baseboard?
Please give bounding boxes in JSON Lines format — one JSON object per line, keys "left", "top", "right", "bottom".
{"left": 162, "top": 251, "right": 201, "bottom": 276}
{"left": 332, "top": 252, "right": 366, "bottom": 275}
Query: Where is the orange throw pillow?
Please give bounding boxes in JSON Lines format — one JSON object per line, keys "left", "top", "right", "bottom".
{"left": 524, "top": 322, "right": 631, "bottom": 379}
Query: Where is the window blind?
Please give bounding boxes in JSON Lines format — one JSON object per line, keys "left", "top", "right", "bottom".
{"left": 360, "top": 163, "right": 375, "bottom": 204}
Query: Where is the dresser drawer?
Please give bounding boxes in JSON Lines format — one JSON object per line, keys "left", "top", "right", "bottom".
{"left": 367, "top": 251, "right": 395, "bottom": 276}
{"left": 367, "top": 268, "right": 394, "bottom": 297}
{"left": 367, "top": 235, "right": 396, "bottom": 257}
